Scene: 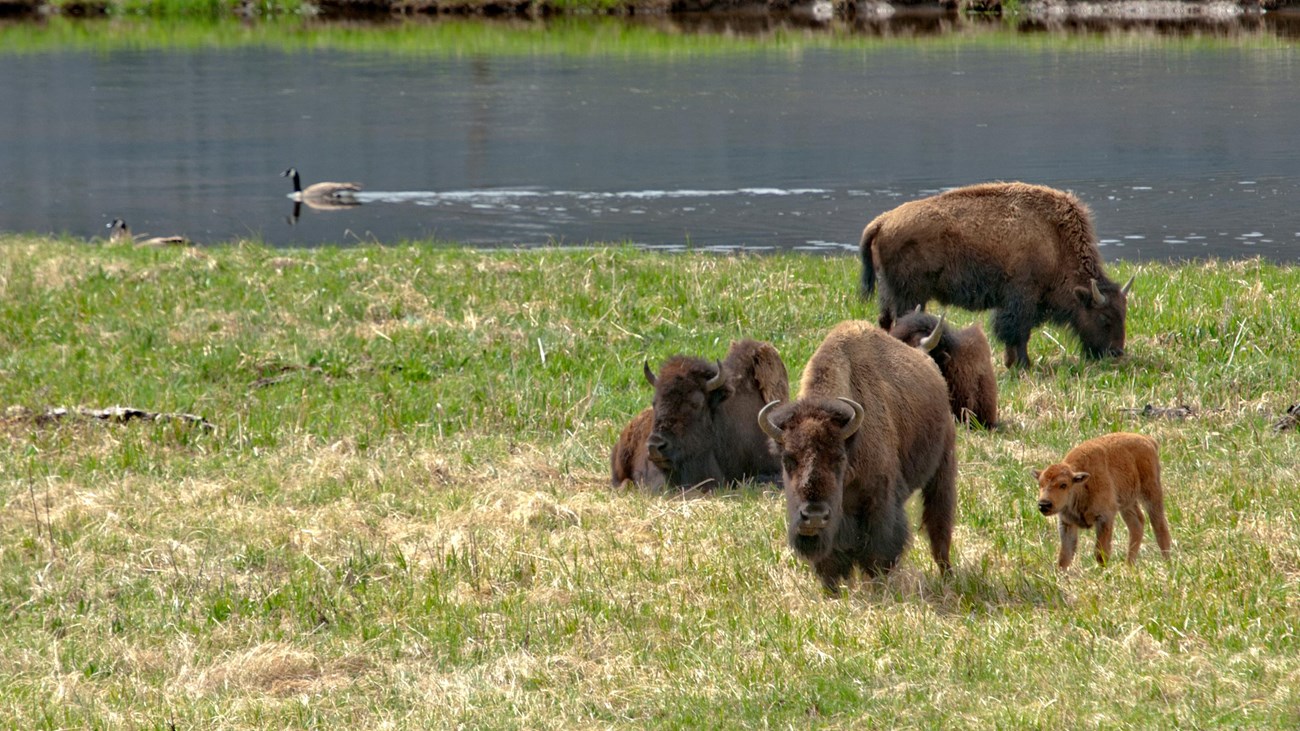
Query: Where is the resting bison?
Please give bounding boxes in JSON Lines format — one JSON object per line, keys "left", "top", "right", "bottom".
{"left": 859, "top": 182, "right": 1135, "bottom": 368}
{"left": 758, "top": 321, "right": 956, "bottom": 592}
{"left": 890, "top": 310, "right": 998, "bottom": 428}
{"left": 610, "top": 339, "right": 789, "bottom": 489}
{"left": 1034, "top": 432, "right": 1171, "bottom": 570}
{"left": 609, "top": 407, "right": 665, "bottom": 489}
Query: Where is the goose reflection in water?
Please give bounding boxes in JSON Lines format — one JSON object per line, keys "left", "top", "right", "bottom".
{"left": 282, "top": 167, "right": 363, "bottom": 224}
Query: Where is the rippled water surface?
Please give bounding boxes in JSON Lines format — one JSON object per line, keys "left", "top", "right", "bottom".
{"left": 3, "top": 25, "right": 1298, "bottom": 260}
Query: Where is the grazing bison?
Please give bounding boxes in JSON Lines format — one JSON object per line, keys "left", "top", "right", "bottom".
{"left": 758, "top": 321, "right": 957, "bottom": 593}
{"left": 1034, "top": 432, "right": 1172, "bottom": 570}
{"left": 610, "top": 339, "right": 789, "bottom": 490}
{"left": 890, "top": 310, "right": 998, "bottom": 428}
{"left": 609, "top": 407, "right": 666, "bottom": 489}
{"left": 859, "top": 181, "right": 1135, "bottom": 368}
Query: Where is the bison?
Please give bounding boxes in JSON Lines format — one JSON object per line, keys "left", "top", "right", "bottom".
{"left": 609, "top": 407, "right": 666, "bottom": 489}
{"left": 859, "top": 181, "right": 1135, "bottom": 368}
{"left": 758, "top": 321, "right": 957, "bottom": 593}
{"left": 610, "top": 339, "right": 789, "bottom": 490}
{"left": 889, "top": 310, "right": 998, "bottom": 428}
{"left": 1034, "top": 432, "right": 1172, "bottom": 570}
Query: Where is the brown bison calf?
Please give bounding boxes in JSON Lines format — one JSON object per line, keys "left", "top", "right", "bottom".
{"left": 610, "top": 339, "right": 789, "bottom": 490}
{"left": 759, "top": 321, "right": 957, "bottom": 593}
{"left": 860, "top": 181, "right": 1134, "bottom": 368}
{"left": 1034, "top": 432, "right": 1172, "bottom": 569}
{"left": 889, "top": 310, "right": 998, "bottom": 428}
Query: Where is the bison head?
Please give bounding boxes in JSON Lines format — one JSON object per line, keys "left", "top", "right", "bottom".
{"left": 1072, "top": 276, "right": 1134, "bottom": 359}
{"left": 1033, "top": 464, "right": 1088, "bottom": 516}
{"left": 889, "top": 310, "right": 951, "bottom": 366}
{"left": 759, "top": 397, "right": 865, "bottom": 561}
{"left": 643, "top": 356, "right": 730, "bottom": 489}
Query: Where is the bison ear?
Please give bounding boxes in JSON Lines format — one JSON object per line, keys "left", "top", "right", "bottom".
{"left": 1031, "top": 468, "right": 1042, "bottom": 481}
{"left": 1073, "top": 286, "right": 1094, "bottom": 308}
{"left": 1072, "top": 471, "right": 1090, "bottom": 483}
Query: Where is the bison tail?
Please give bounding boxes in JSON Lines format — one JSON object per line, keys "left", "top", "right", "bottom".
{"left": 859, "top": 221, "right": 880, "bottom": 299}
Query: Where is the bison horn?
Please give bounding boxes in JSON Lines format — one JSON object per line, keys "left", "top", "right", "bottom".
{"left": 1120, "top": 275, "right": 1135, "bottom": 295}
{"left": 919, "top": 312, "right": 947, "bottom": 353}
{"left": 758, "top": 400, "right": 784, "bottom": 442}
{"left": 704, "top": 360, "right": 725, "bottom": 392}
{"left": 643, "top": 361, "right": 656, "bottom": 387}
{"left": 837, "top": 397, "right": 866, "bottom": 440}
{"left": 1090, "top": 278, "right": 1107, "bottom": 307}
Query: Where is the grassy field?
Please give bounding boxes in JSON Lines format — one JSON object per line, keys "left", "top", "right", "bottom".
{"left": 0, "top": 236, "right": 1297, "bottom": 728}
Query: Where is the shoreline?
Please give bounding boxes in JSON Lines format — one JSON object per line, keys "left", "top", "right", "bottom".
{"left": 4, "top": 0, "right": 1299, "bottom": 24}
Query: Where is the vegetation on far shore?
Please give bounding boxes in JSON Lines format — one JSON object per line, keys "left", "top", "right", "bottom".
{"left": 1, "top": 235, "right": 1297, "bottom": 728}
{"left": 2, "top": 12, "right": 1298, "bottom": 59}
{"left": 3, "top": 0, "right": 1295, "bottom": 20}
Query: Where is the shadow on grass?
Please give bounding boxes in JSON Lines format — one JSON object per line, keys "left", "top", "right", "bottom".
{"left": 838, "top": 561, "right": 1072, "bottom": 615}
{"left": 627, "top": 477, "right": 783, "bottom": 502}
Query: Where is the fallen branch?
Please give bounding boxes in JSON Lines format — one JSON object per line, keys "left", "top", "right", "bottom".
{"left": 1273, "top": 404, "right": 1300, "bottom": 433}
{"left": 250, "top": 364, "right": 325, "bottom": 390}
{"left": 1119, "top": 403, "right": 1199, "bottom": 420}
{"left": 6, "top": 405, "right": 215, "bottom": 431}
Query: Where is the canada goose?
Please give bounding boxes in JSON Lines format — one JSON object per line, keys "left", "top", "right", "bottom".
{"left": 107, "top": 218, "right": 190, "bottom": 247}
{"left": 281, "top": 168, "right": 361, "bottom": 205}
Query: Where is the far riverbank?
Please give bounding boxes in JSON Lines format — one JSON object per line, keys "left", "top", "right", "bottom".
{"left": 4, "top": 0, "right": 1299, "bottom": 27}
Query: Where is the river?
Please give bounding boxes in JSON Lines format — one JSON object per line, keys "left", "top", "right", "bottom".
{"left": 2, "top": 19, "right": 1297, "bottom": 260}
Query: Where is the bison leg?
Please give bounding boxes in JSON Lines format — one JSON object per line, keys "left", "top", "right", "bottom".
{"left": 1057, "top": 521, "right": 1079, "bottom": 570}
{"left": 876, "top": 279, "right": 898, "bottom": 331}
{"left": 1144, "top": 494, "right": 1173, "bottom": 559}
{"left": 1121, "top": 505, "right": 1145, "bottom": 563}
{"left": 1003, "top": 343, "right": 1028, "bottom": 370}
{"left": 1093, "top": 516, "right": 1114, "bottom": 566}
{"left": 992, "top": 300, "right": 1035, "bottom": 368}
{"left": 920, "top": 445, "right": 957, "bottom": 575}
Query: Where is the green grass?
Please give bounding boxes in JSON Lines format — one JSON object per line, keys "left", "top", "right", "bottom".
{"left": 1, "top": 15, "right": 1297, "bottom": 57}
{"left": 1, "top": 235, "right": 1298, "bottom": 728}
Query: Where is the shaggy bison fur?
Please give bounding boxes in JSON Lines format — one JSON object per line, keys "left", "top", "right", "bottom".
{"left": 610, "top": 339, "right": 789, "bottom": 490}
{"left": 1034, "top": 432, "right": 1172, "bottom": 569}
{"left": 610, "top": 407, "right": 666, "bottom": 489}
{"left": 759, "top": 321, "right": 957, "bottom": 593}
{"left": 859, "top": 181, "right": 1134, "bottom": 368}
{"left": 889, "top": 310, "right": 998, "bottom": 428}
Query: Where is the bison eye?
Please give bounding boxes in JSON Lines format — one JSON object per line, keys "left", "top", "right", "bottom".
{"left": 1098, "top": 315, "right": 1110, "bottom": 326}
{"left": 782, "top": 456, "right": 797, "bottom": 473}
